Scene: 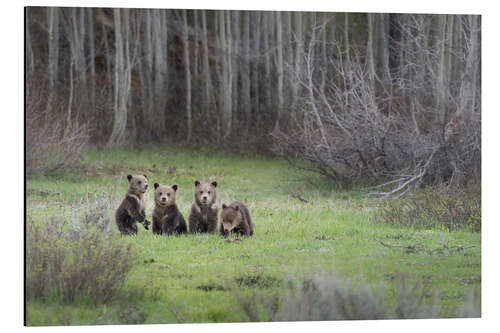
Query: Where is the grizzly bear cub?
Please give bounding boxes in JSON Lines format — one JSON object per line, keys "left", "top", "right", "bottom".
{"left": 115, "top": 174, "right": 151, "bottom": 235}
{"left": 188, "top": 180, "right": 218, "bottom": 233}
{"left": 152, "top": 183, "right": 187, "bottom": 235}
{"left": 220, "top": 201, "right": 254, "bottom": 237}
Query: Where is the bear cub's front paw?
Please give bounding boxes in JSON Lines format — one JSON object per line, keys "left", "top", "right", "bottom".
{"left": 142, "top": 219, "right": 151, "bottom": 230}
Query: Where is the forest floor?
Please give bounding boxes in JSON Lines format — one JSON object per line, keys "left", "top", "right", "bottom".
{"left": 25, "top": 146, "right": 481, "bottom": 325}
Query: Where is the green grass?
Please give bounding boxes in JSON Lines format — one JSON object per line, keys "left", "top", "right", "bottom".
{"left": 26, "top": 146, "right": 481, "bottom": 325}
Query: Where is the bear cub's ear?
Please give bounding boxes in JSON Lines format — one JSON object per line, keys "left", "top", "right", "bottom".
{"left": 211, "top": 181, "right": 217, "bottom": 188}
{"left": 194, "top": 180, "right": 200, "bottom": 186}
{"left": 127, "top": 174, "right": 133, "bottom": 182}
{"left": 154, "top": 183, "right": 159, "bottom": 189}
{"left": 172, "top": 184, "right": 178, "bottom": 192}
{"left": 143, "top": 174, "right": 148, "bottom": 179}
{"left": 222, "top": 203, "right": 227, "bottom": 209}
{"left": 234, "top": 205, "right": 239, "bottom": 211}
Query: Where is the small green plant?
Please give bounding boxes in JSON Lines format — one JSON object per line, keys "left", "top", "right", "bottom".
{"left": 235, "top": 273, "right": 282, "bottom": 289}
{"left": 374, "top": 180, "right": 480, "bottom": 231}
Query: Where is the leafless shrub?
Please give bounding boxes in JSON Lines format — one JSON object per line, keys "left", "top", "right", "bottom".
{"left": 237, "top": 273, "right": 480, "bottom": 321}
{"left": 26, "top": 75, "right": 89, "bottom": 176}
{"left": 272, "top": 16, "right": 480, "bottom": 196}
{"left": 26, "top": 197, "right": 135, "bottom": 305}
{"left": 374, "top": 179, "right": 481, "bottom": 231}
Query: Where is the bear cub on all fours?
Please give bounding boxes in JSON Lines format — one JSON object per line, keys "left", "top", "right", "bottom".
{"left": 115, "top": 174, "right": 151, "bottom": 235}
{"left": 152, "top": 183, "right": 187, "bottom": 235}
{"left": 220, "top": 201, "right": 254, "bottom": 237}
{"left": 188, "top": 180, "right": 218, "bottom": 233}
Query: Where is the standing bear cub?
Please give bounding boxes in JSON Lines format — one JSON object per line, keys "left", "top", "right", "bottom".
{"left": 152, "top": 183, "right": 187, "bottom": 235}
{"left": 188, "top": 180, "right": 218, "bottom": 233}
{"left": 115, "top": 174, "right": 151, "bottom": 235}
{"left": 220, "top": 201, "right": 254, "bottom": 237}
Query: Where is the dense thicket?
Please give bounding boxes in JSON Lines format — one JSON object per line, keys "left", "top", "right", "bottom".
{"left": 26, "top": 8, "right": 480, "bottom": 191}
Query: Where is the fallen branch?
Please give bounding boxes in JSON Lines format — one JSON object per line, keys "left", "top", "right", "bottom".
{"left": 289, "top": 192, "right": 309, "bottom": 203}
{"left": 374, "top": 238, "right": 477, "bottom": 254}
{"left": 374, "top": 238, "right": 423, "bottom": 252}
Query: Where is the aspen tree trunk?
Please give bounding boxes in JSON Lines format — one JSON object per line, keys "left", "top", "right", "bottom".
{"left": 468, "top": 15, "right": 479, "bottom": 115}
{"left": 320, "top": 12, "right": 328, "bottom": 93}
{"left": 446, "top": 15, "right": 455, "bottom": 119}
{"left": 46, "top": 7, "right": 59, "bottom": 115}
{"left": 215, "top": 11, "right": 222, "bottom": 142}
{"left": 193, "top": 10, "right": 200, "bottom": 121}
{"left": 344, "top": 13, "right": 350, "bottom": 64}
{"left": 217, "top": 11, "right": 229, "bottom": 141}
{"left": 182, "top": 9, "right": 192, "bottom": 141}
{"left": 275, "top": 11, "right": 284, "bottom": 131}
{"left": 366, "top": 13, "right": 376, "bottom": 92}
{"left": 436, "top": 15, "right": 448, "bottom": 126}
{"left": 344, "top": 12, "right": 351, "bottom": 109}
{"left": 285, "top": 11, "right": 293, "bottom": 106}
{"left": 378, "top": 13, "right": 392, "bottom": 114}
{"left": 251, "top": 11, "right": 261, "bottom": 128}
{"left": 201, "top": 10, "right": 212, "bottom": 113}
{"left": 224, "top": 10, "right": 233, "bottom": 139}
{"left": 138, "top": 10, "right": 154, "bottom": 135}
{"left": 291, "top": 11, "right": 302, "bottom": 112}
{"left": 263, "top": 12, "right": 271, "bottom": 116}
{"left": 231, "top": 10, "right": 240, "bottom": 132}
{"left": 107, "top": 9, "right": 132, "bottom": 147}
{"left": 242, "top": 11, "right": 251, "bottom": 130}
{"left": 101, "top": 21, "right": 112, "bottom": 88}
{"left": 25, "top": 9, "right": 35, "bottom": 73}
{"left": 71, "top": 8, "right": 89, "bottom": 119}
{"left": 87, "top": 8, "right": 96, "bottom": 117}
{"left": 152, "top": 9, "right": 167, "bottom": 138}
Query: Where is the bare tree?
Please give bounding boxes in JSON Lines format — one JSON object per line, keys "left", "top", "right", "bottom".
{"left": 273, "top": 15, "right": 481, "bottom": 195}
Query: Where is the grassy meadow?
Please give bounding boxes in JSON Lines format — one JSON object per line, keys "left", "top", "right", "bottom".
{"left": 26, "top": 146, "right": 481, "bottom": 325}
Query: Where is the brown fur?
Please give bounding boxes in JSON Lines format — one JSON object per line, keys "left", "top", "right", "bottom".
{"left": 115, "top": 174, "right": 151, "bottom": 235}
{"left": 220, "top": 201, "right": 254, "bottom": 237}
{"left": 152, "top": 183, "right": 187, "bottom": 235}
{"left": 188, "top": 180, "right": 218, "bottom": 233}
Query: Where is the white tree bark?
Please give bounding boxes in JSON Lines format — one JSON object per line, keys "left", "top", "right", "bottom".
{"left": 152, "top": 9, "right": 168, "bottom": 138}
{"left": 275, "top": 11, "right": 284, "bottom": 131}
{"left": 25, "top": 9, "right": 35, "bottom": 72}
{"left": 251, "top": 11, "right": 261, "bottom": 127}
{"left": 70, "top": 8, "right": 89, "bottom": 118}
{"left": 87, "top": 8, "right": 96, "bottom": 115}
{"left": 366, "top": 13, "right": 376, "bottom": 92}
{"left": 182, "top": 9, "right": 192, "bottom": 141}
{"left": 263, "top": 12, "right": 271, "bottom": 112}
{"left": 291, "top": 11, "right": 303, "bottom": 112}
{"left": 242, "top": 11, "right": 251, "bottom": 128}
{"left": 231, "top": 10, "right": 240, "bottom": 131}
{"left": 46, "top": 7, "right": 59, "bottom": 114}
{"left": 107, "top": 9, "right": 132, "bottom": 146}
{"left": 201, "top": 10, "right": 212, "bottom": 113}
